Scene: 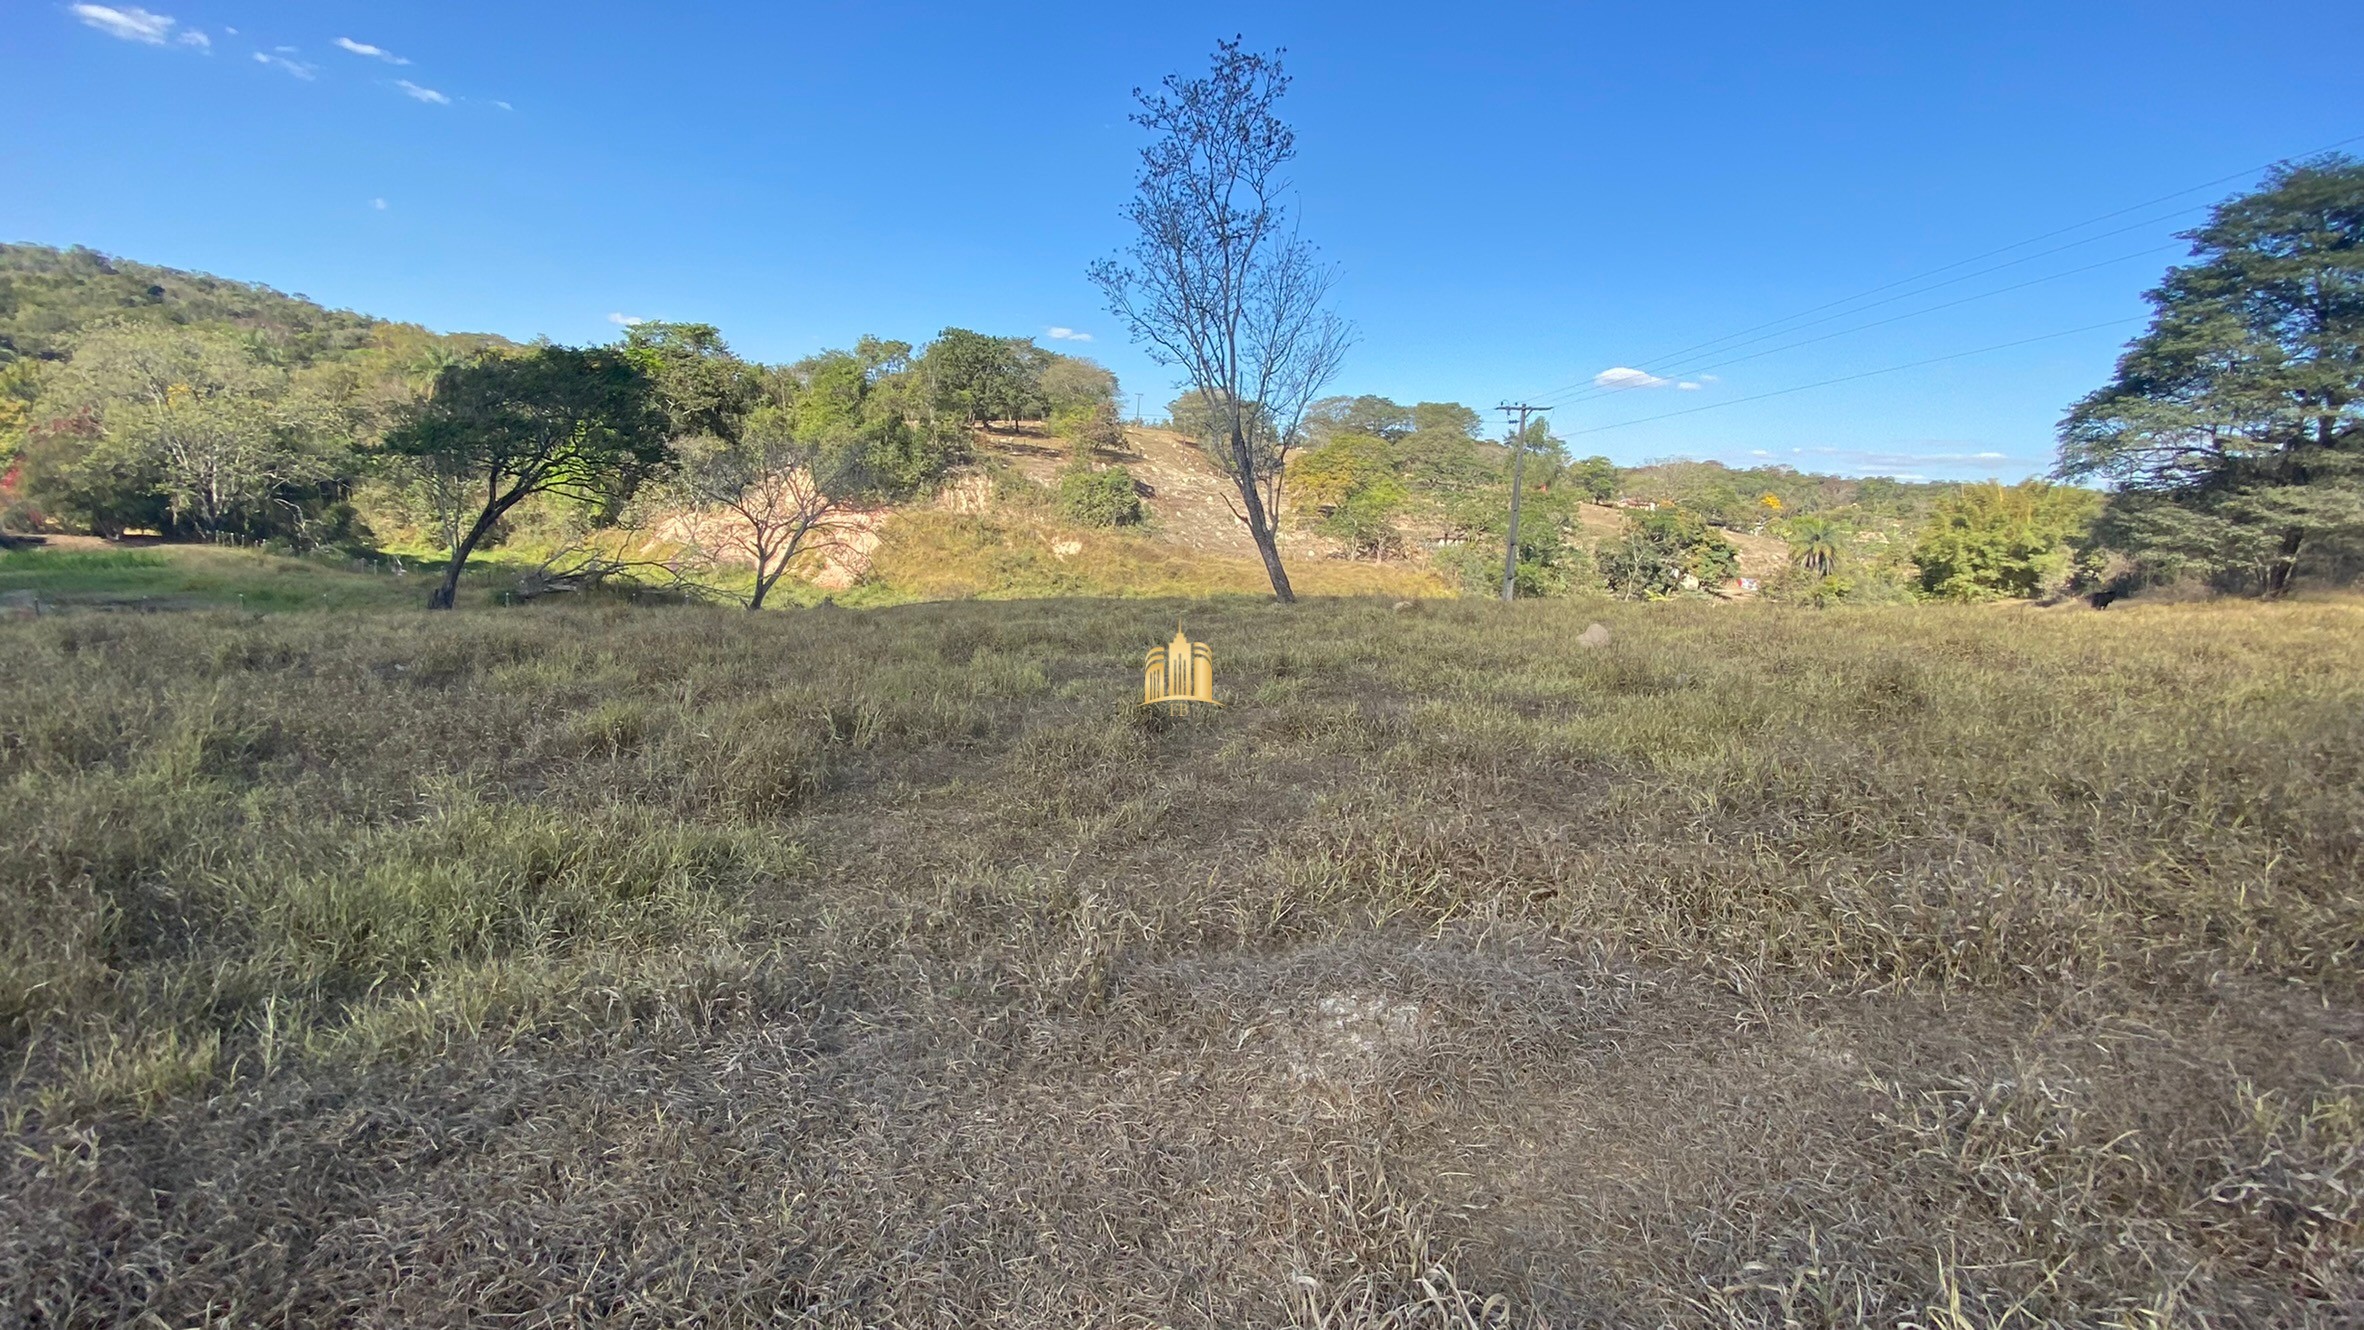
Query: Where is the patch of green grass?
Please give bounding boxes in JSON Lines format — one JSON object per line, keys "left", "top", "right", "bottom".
{"left": 0, "top": 542, "right": 622, "bottom": 612}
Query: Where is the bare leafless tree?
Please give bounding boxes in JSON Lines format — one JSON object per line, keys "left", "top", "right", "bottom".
{"left": 1090, "top": 39, "right": 1352, "bottom": 602}
{"left": 663, "top": 407, "right": 875, "bottom": 609}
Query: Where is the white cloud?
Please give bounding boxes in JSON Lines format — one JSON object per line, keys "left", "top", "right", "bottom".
{"left": 1046, "top": 326, "right": 1093, "bottom": 342}
{"left": 252, "top": 51, "right": 317, "bottom": 79}
{"left": 607, "top": 313, "right": 646, "bottom": 327}
{"left": 492, "top": 100, "right": 514, "bottom": 111}
{"left": 177, "top": 28, "right": 209, "bottom": 50}
{"left": 334, "top": 36, "right": 410, "bottom": 64}
{"left": 370, "top": 198, "right": 388, "bottom": 211}
{"left": 1592, "top": 366, "right": 1671, "bottom": 390}
{"left": 1676, "top": 381, "right": 1703, "bottom": 391}
{"left": 71, "top": 5, "right": 175, "bottom": 44}
{"left": 395, "top": 80, "right": 450, "bottom": 105}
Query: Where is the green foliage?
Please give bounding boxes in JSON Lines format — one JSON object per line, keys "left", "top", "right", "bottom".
{"left": 0, "top": 242, "right": 385, "bottom": 368}
{"left": 1435, "top": 468, "right": 1597, "bottom": 598}
{"left": 384, "top": 345, "right": 673, "bottom": 607}
{"left": 1599, "top": 507, "right": 1739, "bottom": 599}
{"left": 1565, "top": 454, "right": 1619, "bottom": 502}
{"left": 17, "top": 322, "right": 370, "bottom": 547}
{"left": 1055, "top": 462, "right": 1144, "bottom": 527}
{"left": 620, "top": 322, "right": 761, "bottom": 444}
{"left": 1305, "top": 394, "right": 1414, "bottom": 441}
{"left": 1437, "top": 520, "right": 1589, "bottom": 597}
{"left": 1303, "top": 394, "right": 1506, "bottom": 536}
{"left": 1052, "top": 399, "right": 1127, "bottom": 458}
{"left": 2058, "top": 155, "right": 2364, "bottom": 593}
{"left": 1038, "top": 356, "right": 1119, "bottom": 416}
{"left": 1785, "top": 515, "right": 1842, "bottom": 578}
{"left": 1911, "top": 480, "right": 2100, "bottom": 601}
{"left": 662, "top": 392, "right": 888, "bottom": 609}
{"left": 1288, "top": 432, "right": 1408, "bottom": 557}
{"left": 782, "top": 342, "right": 968, "bottom": 495}
{"left": 1621, "top": 458, "right": 1884, "bottom": 525}
{"left": 921, "top": 327, "right": 1051, "bottom": 426}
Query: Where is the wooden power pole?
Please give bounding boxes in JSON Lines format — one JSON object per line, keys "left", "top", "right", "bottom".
{"left": 1497, "top": 403, "right": 1540, "bottom": 602}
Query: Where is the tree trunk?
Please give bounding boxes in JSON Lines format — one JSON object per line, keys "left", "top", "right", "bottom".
{"left": 428, "top": 501, "right": 509, "bottom": 611}
{"left": 1230, "top": 425, "right": 1295, "bottom": 603}
{"left": 2265, "top": 527, "right": 2304, "bottom": 597}
{"left": 428, "top": 555, "right": 466, "bottom": 610}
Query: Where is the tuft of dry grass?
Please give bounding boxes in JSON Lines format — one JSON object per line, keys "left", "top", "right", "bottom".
{"left": 2, "top": 593, "right": 2360, "bottom": 1326}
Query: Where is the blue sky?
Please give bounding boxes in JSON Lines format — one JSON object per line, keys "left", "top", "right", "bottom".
{"left": 8, "top": 2, "right": 2361, "bottom": 480}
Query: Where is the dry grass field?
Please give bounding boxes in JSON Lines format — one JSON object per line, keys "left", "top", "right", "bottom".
{"left": 3, "top": 594, "right": 2360, "bottom": 1327}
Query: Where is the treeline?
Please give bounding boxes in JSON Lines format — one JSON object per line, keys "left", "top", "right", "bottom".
{"left": 0, "top": 243, "right": 1122, "bottom": 605}
{"left": 1257, "top": 390, "right": 2074, "bottom": 604}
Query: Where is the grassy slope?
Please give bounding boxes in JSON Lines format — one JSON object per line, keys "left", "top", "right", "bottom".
{"left": 0, "top": 518, "right": 1452, "bottom": 614}
{"left": 856, "top": 509, "right": 1451, "bottom": 604}
{"left": 0, "top": 543, "right": 578, "bottom": 613}
{"left": 3, "top": 596, "right": 2359, "bottom": 1326}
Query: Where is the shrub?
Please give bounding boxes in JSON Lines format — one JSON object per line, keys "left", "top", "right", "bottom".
{"left": 1598, "top": 506, "right": 1737, "bottom": 598}
{"left": 1056, "top": 463, "right": 1143, "bottom": 527}
{"left": 1051, "top": 401, "right": 1127, "bottom": 458}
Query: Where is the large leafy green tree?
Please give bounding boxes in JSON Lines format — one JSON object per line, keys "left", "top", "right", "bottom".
{"left": 385, "top": 346, "right": 671, "bottom": 609}
{"left": 2058, "top": 156, "right": 2364, "bottom": 594}
{"left": 1038, "top": 356, "right": 1119, "bottom": 416}
{"left": 921, "top": 328, "right": 1049, "bottom": 427}
{"left": 1565, "top": 455, "right": 1620, "bottom": 503}
{"left": 788, "top": 339, "right": 968, "bottom": 493}
{"left": 1306, "top": 395, "right": 1415, "bottom": 442}
{"left": 621, "top": 321, "right": 761, "bottom": 444}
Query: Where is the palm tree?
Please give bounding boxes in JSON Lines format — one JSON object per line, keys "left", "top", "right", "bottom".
{"left": 1787, "top": 516, "right": 1841, "bottom": 578}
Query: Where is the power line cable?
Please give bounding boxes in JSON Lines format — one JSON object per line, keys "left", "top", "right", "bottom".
{"left": 1522, "top": 205, "right": 2206, "bottom": 405}
{"left": 1528, "top": 240, "right": 2182, "bottom": 410}
{"left": 1550, "top": 316, "right": 2141, "bottom": 440}
{"left": 1528, "top": 221, "right": 2195, "bottom": 408}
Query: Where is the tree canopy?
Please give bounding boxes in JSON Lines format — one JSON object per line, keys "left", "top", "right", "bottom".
{"left": 384, "top": 346, "right": 673, "bottom": 608}
{"left": 2058, "top": 155, "right": 2364, "bottom": 593}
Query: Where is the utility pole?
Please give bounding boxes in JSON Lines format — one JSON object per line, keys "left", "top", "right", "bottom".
{"left": 1132, "top": 392, "right": 1146, "bottom": 425}
{"left": 1497, "top": 403, "right": 1540, "bottom": 602}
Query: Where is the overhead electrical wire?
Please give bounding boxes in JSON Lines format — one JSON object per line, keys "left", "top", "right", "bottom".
{"left": 1523, "top": 207, "right": 2207, "bottom": 407}
{"left": 1525, "top": 240, "right": 2184, "bottom": 410}
{"left": 1550, "top": 316, "right": 2142, "bottom": 441}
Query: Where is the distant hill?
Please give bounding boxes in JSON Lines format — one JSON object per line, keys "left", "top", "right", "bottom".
{"left": 0, "top": 242, "right": 500, "bottom": 367}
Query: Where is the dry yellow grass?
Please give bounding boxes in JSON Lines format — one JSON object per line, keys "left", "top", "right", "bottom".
{"left": 2, "top": 593, "right": 2359, "bottom": 1326}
